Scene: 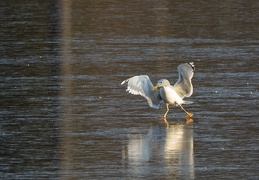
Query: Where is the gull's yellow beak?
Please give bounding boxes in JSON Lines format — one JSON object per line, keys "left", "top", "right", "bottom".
{"left": 153, "top": 85, "right": 158, "bottom": 90}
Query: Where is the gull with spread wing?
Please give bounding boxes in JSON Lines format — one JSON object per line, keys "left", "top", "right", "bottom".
{"left": 121, "top": 62, "right": 195, "bottom": 119}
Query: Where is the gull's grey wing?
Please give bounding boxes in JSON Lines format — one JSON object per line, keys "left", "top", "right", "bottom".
{"left": 121, "top": 75, "right": 162, "bottom": 109}
{"left": 173, "top": 62, "right": 195, "bottom": 98}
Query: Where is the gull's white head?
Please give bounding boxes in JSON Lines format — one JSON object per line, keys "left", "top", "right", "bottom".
{"left": 153, "top": 79, "right": 170, "bottom": 90}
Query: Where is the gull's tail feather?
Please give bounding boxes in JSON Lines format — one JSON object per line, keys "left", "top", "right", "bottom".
{"left": 182, "top": 100, "right": 193, "bottom": 104}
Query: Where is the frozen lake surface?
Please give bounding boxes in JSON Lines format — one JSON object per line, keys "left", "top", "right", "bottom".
{"left": 1, "top": 1, "right": 258, "bottom": 179}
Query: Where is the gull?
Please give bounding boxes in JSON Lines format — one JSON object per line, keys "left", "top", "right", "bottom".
{"left": 121, "top": 62, "right": 195, "bottom": 120}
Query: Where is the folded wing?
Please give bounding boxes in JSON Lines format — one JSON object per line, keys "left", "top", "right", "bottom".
{"left": 121, "top": 75, "right": 162, "bottom": 109}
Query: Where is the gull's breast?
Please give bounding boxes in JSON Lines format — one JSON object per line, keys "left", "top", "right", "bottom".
{"left": 162, "top": 86, "right": 183, "bottom": 105}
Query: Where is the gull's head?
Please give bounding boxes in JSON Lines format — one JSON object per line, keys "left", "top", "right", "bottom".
{"left": 153, "top": 79, "right": 170, "bottom": 90}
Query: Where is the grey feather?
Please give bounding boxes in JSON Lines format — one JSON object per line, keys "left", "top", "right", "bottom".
{"left": 121, "top": 75, "right": 162, "bottom": 109}
{"left": 173, "top": 62, "right": 195, "bottom": 98}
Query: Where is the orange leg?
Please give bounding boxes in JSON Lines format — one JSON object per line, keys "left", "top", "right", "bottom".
{"left": 179, "top": 104, "right": 193, "bottom": 118}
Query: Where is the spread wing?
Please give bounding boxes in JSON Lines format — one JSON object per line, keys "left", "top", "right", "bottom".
{"left": 173, "top": 62, "right": 195, "bottom": 98}
{"left": 121, "top": 75, "right": 162, "bottom": 109}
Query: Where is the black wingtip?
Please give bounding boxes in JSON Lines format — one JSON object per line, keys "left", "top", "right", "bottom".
{"left": 188, "top": 62, "right": 195, "bottom": 70}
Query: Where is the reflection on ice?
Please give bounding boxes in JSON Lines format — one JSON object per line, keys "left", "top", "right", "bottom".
{"left": 126, "top": 123, "right": 194, "bottom": 179}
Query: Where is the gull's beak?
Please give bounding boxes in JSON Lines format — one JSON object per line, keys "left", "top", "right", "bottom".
{"left": 153, "top": 85, "right": 158, "bottom": 90}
